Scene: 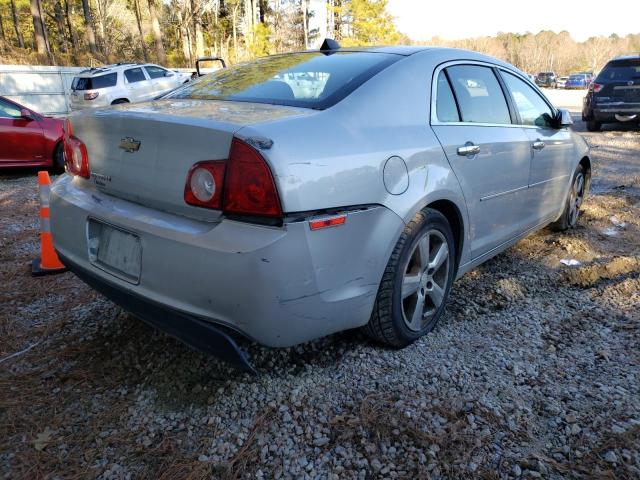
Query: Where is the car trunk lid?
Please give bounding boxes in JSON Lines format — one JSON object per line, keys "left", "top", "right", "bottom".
{"left": 70, "top": 99, "right": 310, "bottom": 220}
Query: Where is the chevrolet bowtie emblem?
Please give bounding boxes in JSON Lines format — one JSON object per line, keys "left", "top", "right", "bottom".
{"left": 119, "top": 137, "right": 141, "bottom": 153}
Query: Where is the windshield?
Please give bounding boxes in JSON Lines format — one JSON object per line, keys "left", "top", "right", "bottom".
{"left": 597, "top": 59, "right": 640, "bottom": 82}
{"left": 72, "top": 73, "right": 118, "bottom": 90}
{"left": 166, "top": 51, "right": 401, "bottom": 109}
{"left": 569, "top": 75, "right": 586, "bottom": 80}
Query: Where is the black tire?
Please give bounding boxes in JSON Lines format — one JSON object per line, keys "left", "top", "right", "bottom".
{"left": 52, "top": 142, "right": 65, "bottom": 173}
{"left": 111, "top": 98, "right": 129, "bottom": 105}
{"left": 364, "top": 208, "right": 456, "bottom": 347}
{"left": 586, "top": 119, "right": 601, "bottom": 132}
{"left": 550, "top": 164, "right": 586, "bottom": 231}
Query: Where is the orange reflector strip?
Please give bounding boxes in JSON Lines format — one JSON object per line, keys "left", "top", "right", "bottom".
{"left": 309, "top": 215, "right": 346, "bottom": 230}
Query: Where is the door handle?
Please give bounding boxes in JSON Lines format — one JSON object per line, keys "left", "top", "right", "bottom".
{"left": 532, "top": 140, "right": 546, "bottom": 151}
{"left": 457, "top": 143, "right": 480, "bottom": 156}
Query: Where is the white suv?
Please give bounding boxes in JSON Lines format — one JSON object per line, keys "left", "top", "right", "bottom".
{"left": 69, "top": 63, "right": 192, "bottom": 110}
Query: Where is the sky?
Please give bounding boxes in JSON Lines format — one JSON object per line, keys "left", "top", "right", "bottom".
{"left": 310, "top": 0, "right": 640, "bottom": 44}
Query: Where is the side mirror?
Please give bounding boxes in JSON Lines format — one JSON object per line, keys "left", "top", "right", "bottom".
{"left": 165, "top": 72, "right": 174, "bottom": 77}
{"left": 20, "top": 108, "right": 34, "bottom": 121}
{"left": 558, "top": 108, "right": 573, "bottom": 127}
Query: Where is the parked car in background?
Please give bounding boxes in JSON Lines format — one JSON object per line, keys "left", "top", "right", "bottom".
{"left": 536, "top": 71, "right": 557, "bottom": 88}
{"left": 557, "top": 76, "right": 569, "bottom": 89}
{"left": 565, "top": 73, "right": 591, "bottom": 89}
{"left": 583, "top": 55, "right": 640, "bottom": 131}
{"left": 69, "top": 63, "right": 192, "bottom": 110}
{"left": 51, "top": 44, "right": 590, "bottom": 371}
{"left": 0, "top": 96, "right": 65, "bottom": 170}
{"left": 526, "top": 73, "right": 536, "bottom": 83}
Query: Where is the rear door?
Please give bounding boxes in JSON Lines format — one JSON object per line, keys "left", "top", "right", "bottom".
{"left": 0, "top": 98, "right": 45, "bottom": 164}
{"left": 124, "top": 67, "right": 153, "bottom": 102}
{"left": 431, "top": 63, "right": 532, "bottom": 258}
{"left": 499, "top": 70, "right": 574, "bottom": 227}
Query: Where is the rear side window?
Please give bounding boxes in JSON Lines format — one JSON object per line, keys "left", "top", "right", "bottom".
{"left": 0, "top": 98, "right": 22, "bottom": 118}
{"left": 446, "top": 65, "right": 511, "bottom": 124}
{"left": 72, "top": 73, "right": 117, "bottom": 90}
{"left": 125, "top": 68, "right": 147, "bottom": 83}
{"left": 502, "top": 72, "right": 553, "bottom": 127}
{"left": 167, "top": 51, "right": 401, "bottom": 110}
{"left": 597, "top": 59, "right": 640, "bottom": 82}
{"left": 145, "top": 65, "right": 169, "bottom": 79}
{"left": 435, "top": 71, "right": 460, "bottom": 122}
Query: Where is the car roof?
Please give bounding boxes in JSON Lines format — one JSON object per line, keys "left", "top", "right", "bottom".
{"left": 75, "top": 63, "right": 159, "bottom": 77}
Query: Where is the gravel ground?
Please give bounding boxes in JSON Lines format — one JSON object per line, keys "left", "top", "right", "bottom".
{"left": 1, "top": 113, "right": 639, "bottom": 479}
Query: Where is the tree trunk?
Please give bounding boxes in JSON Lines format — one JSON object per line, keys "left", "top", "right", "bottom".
{"left": 0, "top": 11, "right": 6, "bottom": 44}
{"left": 81, "top": 0, "right": 98, "bottom": 54}
{"left": 64, "top": 0, "right": 78, "bottom": 57}
{"left": 37, "top": 0, "right": 52, "bottom": 54}
{"left": 132, "top": 0, "right": 149, "bottom": 61}
{"left": 54, "top": 1, "right": 67, "bottom": 52}
{"left": 302, "top": 0, "right": 308, "bottom": 49}
{"left": 232, "top": 3, "right": 238, "bottom": 63}
{"left": 147, "top": 0, "right": 166, "bottom": 64}
{"left": 30, "top": 0, "right": 48, "bottom": 54}
{"left": 10, "top": 0, "right": 25, "bottom": 48}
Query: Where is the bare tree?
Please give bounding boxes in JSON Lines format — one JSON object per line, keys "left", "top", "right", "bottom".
{"left": 81, "top": 0, "right": 98, "bottom": 54}
{"left": 131, "top": 0, "right": 149, "bottom": 61}
{"left": 147, "top": 0, "right": 167, "bottom": 63}
{"left": 64, "top": 0, "right": 79, "bottom": 56}
{"left": 10, "top": 0, "right": 25, "bottom": 48}
{"left": 30, "top": 0, "right": 48, "bottom": 54}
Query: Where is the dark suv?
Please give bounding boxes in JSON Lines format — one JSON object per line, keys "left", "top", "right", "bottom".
{"left": 536, "top": 72, "right": 557, "bottom": 88}
{"left": 583, "top": 56, "right": 640, "bottom": 131}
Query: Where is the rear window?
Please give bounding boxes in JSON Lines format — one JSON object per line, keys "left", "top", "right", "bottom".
{"left": 569, "top": 74, "right": 586, "bottom": 80}
{"left": 72, "top": 73, "right": 117, "bottom": 90}
{"left": 166, "top": 52, "right": 401, "bottom": 109}
{"left": 597, "top": 59, "right": 640, "bottom": 82}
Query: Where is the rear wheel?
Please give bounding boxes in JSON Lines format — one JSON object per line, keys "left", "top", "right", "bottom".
{"left": 364, "top": 208, "right": 456, "bottom": 347}
{"left": 551, "top": 164, "right": 586, "bottom": 231}
{"left": 586, "top": 119, "right": 601, "bottom": 132}
{"left": 52, "top": 142, "right": 65, "bottom": 173}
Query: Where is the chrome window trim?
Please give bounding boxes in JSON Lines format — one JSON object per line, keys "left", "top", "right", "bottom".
{"left": 430, "top": 60, "right": 558, "bottom": 128}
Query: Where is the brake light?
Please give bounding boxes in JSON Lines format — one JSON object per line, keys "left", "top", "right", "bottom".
{"left": 184, "top": 161, "right": 225, "bottom": 208}
{"left": 223, "top": 138, "right": 282, "bottom": 218}
{"left": 590, "top": 83, "right": 603, "bottom": 93}
{"left": 84, "top": 92, "right": 99, "bottom": 100}
{"left": 63, "top": 120, "right": 90, "bottom": 178}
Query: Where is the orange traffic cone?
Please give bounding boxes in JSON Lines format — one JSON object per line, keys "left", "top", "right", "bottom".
{"left": 31, "top": 171, "right": 67, "bottom": 276}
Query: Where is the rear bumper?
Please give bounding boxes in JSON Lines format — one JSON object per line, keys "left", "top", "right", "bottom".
{"left": 591, "top": 102, "right": 640, "bottom": 122}
{"left": 59, "top": 252, "right": 256, "bottom": 373}
{"left": 50, "top": 175, "right": 403, "bottom": 348}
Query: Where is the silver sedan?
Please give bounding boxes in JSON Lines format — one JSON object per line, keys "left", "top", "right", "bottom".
{"left": 51, "top": 43, "right": 590, "bottom": 371}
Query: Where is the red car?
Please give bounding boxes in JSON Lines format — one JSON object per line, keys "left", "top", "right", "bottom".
{"left": 0, "top": 96, "right": 65, "bottom": 170}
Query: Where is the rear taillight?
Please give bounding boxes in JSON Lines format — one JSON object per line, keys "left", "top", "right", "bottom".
{"left": 590, "top": 83, "right": 603, "bottom": 93}
{"left": 63, "top": 120, "right": 90, "bottom": 178}
{"left": 184, "top": 161, "right": 225, "bottom": 208}
{"left": 84, "top": 92, "right": 99, "bottom": 100}
{"left": 183, "top": 138, "right": 282, "bottom": 220}
{"left": 223, "top": 138, "right": 282, "bottom": 218}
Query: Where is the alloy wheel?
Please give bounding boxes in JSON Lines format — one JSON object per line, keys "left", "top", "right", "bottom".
{"left": 568, "top": 172, "right": 585, "bottom": 226}
{"left": 401, "top": 229, "right": 450, "bottom": 331}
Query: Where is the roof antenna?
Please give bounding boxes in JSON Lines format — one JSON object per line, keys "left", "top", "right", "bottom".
{"left": 320, "top": 38, "right": 340, "bottom": 53}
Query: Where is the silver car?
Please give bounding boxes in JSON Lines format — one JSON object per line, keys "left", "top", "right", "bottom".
{"left": 51, "top": 45, "right": 590, "bottom": 371}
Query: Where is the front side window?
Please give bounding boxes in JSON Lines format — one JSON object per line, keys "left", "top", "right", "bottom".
{"left": 145, "top": 65, "right": 169, "bottom": 79}
{"left": 445, "top": 65, "right": 511, "bottom": 124}
{"left": 435, "top": 71, "right": 460, "bottom": 122}
{"left": 0, "top": 99, "right": 22, "bottom": 118}
{"left": 502, "top": 72, "right": 553, "bottom": 127}
{"left": 167, "top": 51, "right": 401, "bottom": 110}
{"left": 125, "top": 68, "right": 147, "bottom": 83}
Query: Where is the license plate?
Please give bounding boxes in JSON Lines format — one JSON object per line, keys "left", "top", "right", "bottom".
{"left": 87, "top": 219, "right": 141, "bottom": 283}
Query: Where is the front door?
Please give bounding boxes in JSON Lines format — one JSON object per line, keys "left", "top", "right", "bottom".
{"left": 499, "top": 71, "right": 575, "bottom": 226}
{"left": 0, "top": 99, "right": 45, "bottom": 164}
{"left": 431, "top": 65, "right": 532, "bottom": 258}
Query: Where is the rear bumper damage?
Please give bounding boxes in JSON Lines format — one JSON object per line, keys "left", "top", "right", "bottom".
{"left": 50, "top": 175, "right": 403, "bottom": 367}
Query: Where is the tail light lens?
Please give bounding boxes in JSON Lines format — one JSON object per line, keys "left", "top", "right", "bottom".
{"left": 63, "top": 120, "right": 90, "bottom": 178}
{"left": 590, "top": 83, "right": 603, "bottom": 93}
{"left": 183, "top": 138, "right": 282, "bottom": 220}
{"left": 184, "top": 161, "right": 225, "bottom": 208}
{"left": 84, "top": 92, "right": 99, "bottom": 100}
{"left": 223, "top": 138, "right": 282, "bottom": 218}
